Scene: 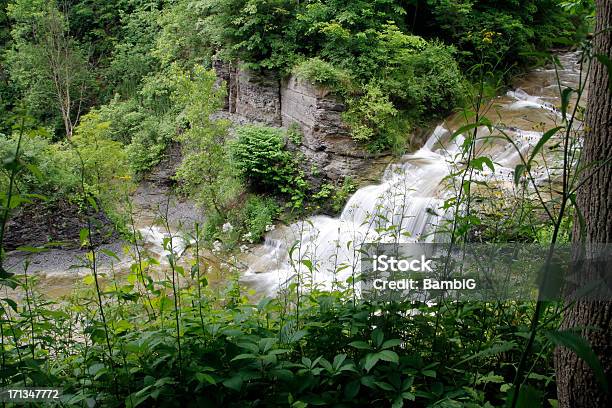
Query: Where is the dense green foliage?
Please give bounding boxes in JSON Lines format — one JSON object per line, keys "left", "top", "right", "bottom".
{"left": 413, "top": 0, "right": 588, "bottom": 69}
{"left": 0, "top": 0, "right": 588, "bottom": 155}
{"left": 231, "top": 126, "right": 308, "bottom": 208}
{"left": 172, "top": 0, "right": 585, "bottom": 148}
{"left": 1, "top": 268, "right": 563, "bottom": 407}
{"left": 0, "top": 1, "right": 602, "bottom": 407}
{"left": 0, "top": 114, "right": 130, "bottom": 216}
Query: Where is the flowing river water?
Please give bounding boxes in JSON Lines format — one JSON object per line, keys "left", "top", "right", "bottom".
{"left": 4, "top": 51, "right": 583, "bottom": 299}
{"left": 242, "top": 51, "right": 583, "bottom": 295}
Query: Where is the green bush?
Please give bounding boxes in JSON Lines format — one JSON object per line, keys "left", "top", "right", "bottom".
{"left": 418, "top": 0, "right": 587, "bottom": 71}
{"left": 125, "top": 115, "right": 174, "bottom": 175}
{"left": 0, "top": 130, "right": 79, "bottom": 199}
{"left": 231, "top": 125, "right": 307, "bottom": 207}
{"left": 91, "top": 95, "right": 175, "bottom": 176}
{"left": 93, "top": 97, "right": 146, "bottom": 145}
{"left": 1, "top": 268, "right": 561, "bottom": 407}
{"left": 342, "top": 83, "right": 401, "bottom": 149}
{"left": 241, "top": 195, "right": 279, "bottom": 242}
{"left": 71, "top": 112, "right": 132, "bottom": 198}
{"left": 386, "top": 41, "right": 464, "bottom": 118}
{"left": 292, "top": 27, "right": 462, "bottom": 151}
{"left": 0, "top": 112, "right": 131, "bottom": 217}
{"left": 293, "top": 57, "right": 354, "bottom": 95}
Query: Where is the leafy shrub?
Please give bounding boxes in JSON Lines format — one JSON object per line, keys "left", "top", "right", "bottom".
{"left": 286, "top": 122, "right": 303, "bottom": 145}
{"left": 92, "top": 97, "right": 146, "bottom": 145}
{"left": 293, "top": 57, "right": 354, "bottom": 94}
{"left": 1, "top": 267, "right": 562, "bottom": 407}
{"left": 379, "top": 40, "right": 463, "bottom": 116}
{"left": 92, "top": 94, "right": 175, "bottom": 176}
{"left": 312, "top": 177, "right": 357, "bottom": 213}
{"left": 71, "top": 112, "right": 132, "bottom": 198}
{"left": 417, "top": 0, "right": 586, "bottom": 71}
{"left": 231, "top": 125, "right": 308, "bottom": 208}
{"left": 241, "top": 195, "right": 279, "bottom": 241}
{"left": 0, "top": 130, "right": 79, "bottom": 199}
{"left": 171, "top": 64, "right": 243, "bottom": 220}
{"left": 200, "top": 195, "right": 278, "bottom": 249}
{"left": 106, "top": 2, "right": 161, "bottom": 97}
{"left": 342, "top": 83, "right": 400, "bottom": 147}
{"left": 292, "top": 26, "right": 462, "bottom": 151}
{"left": 0, "top": 112, "right": 131, "bottom": 222}
{"left": 125, "top": 115, "right": 175, "bottom": 175}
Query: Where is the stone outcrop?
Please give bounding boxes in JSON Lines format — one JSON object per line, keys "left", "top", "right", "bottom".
{"left": 213, "top": 59, "right": 393, "bottom": 184}
{"left": 234, "top": 68, "right": 282, "bottom": 125}
{"left": 280, "top": 76, "right": 391, "bottom": 184}
{"left": 212, "top": 58, "right": 236, "bottom": 110}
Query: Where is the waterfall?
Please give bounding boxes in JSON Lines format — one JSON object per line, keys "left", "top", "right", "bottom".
{"left": 243, "top": 51, "right": 582, "bottom": 295}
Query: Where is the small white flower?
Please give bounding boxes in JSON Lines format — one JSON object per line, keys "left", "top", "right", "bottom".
{"left": 239, "top": 244, "right": 249, "bottom": 253}
{"left": 265, "top": 224, "right": 276, "bottom": 232}
{"left": 212, "top": 240, "right": 223, "bottom": 253}
{"left": 222, "top": 222, "right": 233, "bottom": 233}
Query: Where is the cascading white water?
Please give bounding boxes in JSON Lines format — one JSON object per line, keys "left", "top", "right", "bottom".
{"left": 138, "top": 225, "right": 190, "bottom": 260}
{"left": 243, "top": 51, "right": 582, "bottom": 295}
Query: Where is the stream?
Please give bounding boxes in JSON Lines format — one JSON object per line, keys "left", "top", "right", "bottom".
{"left": 4, "top": 51, "right": 583, "bottom": 299}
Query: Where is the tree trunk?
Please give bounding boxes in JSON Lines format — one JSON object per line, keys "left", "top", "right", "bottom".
{"left": 554, "top": 1, "right": 612, "bottom": 406}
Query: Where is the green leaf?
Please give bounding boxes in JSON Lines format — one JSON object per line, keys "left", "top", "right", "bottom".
{"left": 231, "top": 353, "right": 257, "bottom": 362}
{"left": 0, "top": 276, "right": 17, "bottom": 288}
{"left": 514, "top": 164, "right": 528, "bottom": 187}
{"left": 1, "top": 298, "right": 18, "bottom": 312}
{"left": 456, "top": 341, "right": 517, "bottom": 366}
{"left": 271, "top": 369, "right": 294, "bottom": 381}
{"left": 378, "top": 350, "right": 399, "bottom": 364}
{"left": 471, "top": 156, "right": 495, "bottom": 172}
{"left": 79, "top": 228, "right": 90, "bottom": 246}
{"left": 14, "top": 246, "right": 47, "bottom": 253}
{"left": 360, "top": 375, "right": 376, "bottom": 388}
{"left": 569, "top": 193, "right": 586, "bottom": 236}
{"left": 528, "top": 127, "right": 563, "bottom": 165}
{"left": 372, "top": 329, "right": 384, "bottom": 347}
{"left": 545, "top": 330, "right": 608, "bottom": 390}
{"left": 25, "top": 163, "right": 44, "bottom": 181}
{"left": 82, "top": 275, "right": 95, "bottom": 285}
{"left": 451, "top": 123, "right": 480, "bottom": 141}
{"left": 364, "top": 353, "right": 380, "bottom": 372}
{"left": 392, "top": 396, "right": 404, "bottom": 408}
{"left": 301, "top": 259, "right": 313, "bottom": 272}
{"left": 289, "top": 329, "right": 307, "bottom": 343}
{"left": 222, "top": 375, "right": 243, "bottom": 391}
{"left": 349, "top": 340, "right": 371, "bottom": 350}
{"left": 333, "top": 353, "right": 347, "bottom": 369}
{"left": 382, "top": 339, "right": 402, "bottom": 349}
{"left": 374, "top": 381, "right": 394, "bottom": 391}
{"left": 101, "top": 249, "right": 120, "bottom": 261}
{"left": 344, "top": 380, "right": 360, "bottom": 399}
{"left": 86, "top": 195, "right": 99, "bottom": 211}
{"left": 401, "top": 391, "right": 416, "bottom": 401}
{"left": 560, "top": 89, "right": 573, "bottom": 122}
